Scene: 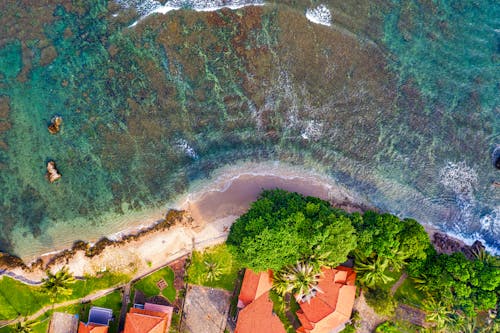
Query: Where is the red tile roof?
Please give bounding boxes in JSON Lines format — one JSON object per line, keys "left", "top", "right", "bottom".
{"left": 238, "top": 269, "right": 273, "bottom": 307}
{"left": 235, "top": 291, "right": 286, "bottom": 333}
{"left": 123, "top": 306, "right": 173, "bottom": 333}
{"left": 296, "top": 266, "right": 356, "bottom": 333}
{"left": 78, "top": 322, "right": 108, "bottom": 333}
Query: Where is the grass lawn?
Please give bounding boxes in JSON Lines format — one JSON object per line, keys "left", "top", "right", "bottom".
{"left": 70, "top": 272, "right": 129, "bottom": 299}
{"left": 0, "top": 276, "right": 51, "bottom": 319}
{"left": 0, "top": 272, "right": 130, "bottom": 321}
{"left": 186, "top": 244, "right": 241, "bottom": 291}
{"left": 132, "top": 266, "right": 176, "bottom": 302}
{"left": 0, "top": 290, "right": 123, "bottom": 333}
{"left": 394, "top": 278, "right": 426, "bottom": 308}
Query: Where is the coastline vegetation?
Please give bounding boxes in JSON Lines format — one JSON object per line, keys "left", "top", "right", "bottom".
{"left": 0, "top": 189, "right": 498, "bottom": 332}
{"left": 227, "top": 189, "right": 500, "bottom": 331}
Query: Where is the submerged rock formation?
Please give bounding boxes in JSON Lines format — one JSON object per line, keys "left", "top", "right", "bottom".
{"left": 47, "top": 115, "right": 62, "bottom": 134}
{"left": 46, "top": 161, "right": 61, "bottom": 183}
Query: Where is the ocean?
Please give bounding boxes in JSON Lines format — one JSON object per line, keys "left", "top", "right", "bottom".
{"left": 0, "top": 0, "right": 498, "bottom": 259}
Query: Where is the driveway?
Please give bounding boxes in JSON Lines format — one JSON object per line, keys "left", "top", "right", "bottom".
{"left": 182, "top": 285, "right": 231, "bottom": 333}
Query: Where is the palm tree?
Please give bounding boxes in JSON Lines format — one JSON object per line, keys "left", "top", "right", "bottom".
{"left": 273, "top": 261, "right": 323, "bottom": 303}
{"left": 422, "top": 297, "right": 454, "bottom": 331}
{"left": 385, "top": 250, "right": 410, "bottom": 272}
{"left": 13, "top": 319, "right": 37, "bottom": 333}
{"left": 204, "top": 261, "right": 223, "bottom": 282}
{"left": 41, "top": 266, "right": 76, "bottom": 303}
{"left": 355, "top": 256, "right": 394, "bottom": 288}
{"left": 411, "top": 273, "right": 430, "bottom": 292}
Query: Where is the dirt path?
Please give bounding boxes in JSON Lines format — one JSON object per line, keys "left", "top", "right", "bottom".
{"left": 390, "top": 272, "right": 408, "bottom": 295}
{"left": 353, "top": 290, "right": 386, "bottom": 333}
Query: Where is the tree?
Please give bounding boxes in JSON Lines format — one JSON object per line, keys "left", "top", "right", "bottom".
{"left": 228, "top": 190, "right": 357, "bottom": 272}
{"left": 422, "top": 297, "right": 454, "bottom": 331}
{"left": 364, "top": 289, "right": 397, "bottom": 316}
{"left": 13, "top": 319, "right": 36, "bottom": 333}
{"left": 273, "top": 261, "right": 322, "bottom": 303}
{"left": 237, "top": 227, "right": 303, "bottom": 271}
{"left": 204, "top": 261, "right": 223, "bottom": 282}
{"left": 41, "top": 266, "right": 76, "bottom": 303}
{"left": 355, "top": 256, "right": 394, "bottom": 288}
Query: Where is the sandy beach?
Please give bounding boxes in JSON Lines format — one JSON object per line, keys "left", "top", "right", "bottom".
{"left": 1, "top": 162, "right": 468, "bottom": 282}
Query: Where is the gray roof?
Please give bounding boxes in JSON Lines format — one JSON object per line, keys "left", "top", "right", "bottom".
{"left": 88, "top": 306, "right": 113, "bottom": 326}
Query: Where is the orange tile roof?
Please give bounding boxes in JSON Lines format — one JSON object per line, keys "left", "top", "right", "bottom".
{"left": 235, "top": 291, "right": 286, "bottom": 333}
{"left": 78, "top": 322, "right": 108, "bottom": 333}
{"left": 123, "top": 307, "right": 172, "bottom": 333}
{"left": 296, "top": 266, "right": 356, "bottom": 333}
{"left": 238, "top": 269, "right": 273, "bottom": 307}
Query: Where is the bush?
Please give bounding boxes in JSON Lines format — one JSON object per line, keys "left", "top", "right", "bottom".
{"left": 365, "top": 288, "right": 397, "bottom": 316}
{"left": 375, "top": 321, "right": 400, "bottom": 333}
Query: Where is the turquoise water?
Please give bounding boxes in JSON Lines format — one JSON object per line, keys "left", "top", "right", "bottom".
{"left": 0, "top": 0, "right": 498, "bottom": 257}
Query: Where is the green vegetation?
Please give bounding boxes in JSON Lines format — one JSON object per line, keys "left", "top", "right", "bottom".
{"left": 0, "top": 271, "right": 129, "bottom": 321}
{"left": 273, "top": 261, "right": 320, "bottom": 302}
{"left": 228, "top": 190, "right": 357, "bottom": 272}
{"left": 268, "top": 290, "right": 299, "bottom": 333}
{"left": 41, "top": 266, "right": 76, "bottom": 302}
{"left": 186, "top": 244, "right": 241, "bottom": 291}
{"left": 0, "top": 290, "right": 122, "bottom": 333}
{"left": 227, "top": 189, "right": 500, "bottom": 331}
{"left": 407, "top": 251, "right": 499, "bottom": 320}
{"left": 394, "top": 278, "right": 426, "bottom": 308}
{"left": 365, "top": 288, "right": 397, "bottom": 316}
{"left": 132, "top": 266, "right": 176, "bottom": 302}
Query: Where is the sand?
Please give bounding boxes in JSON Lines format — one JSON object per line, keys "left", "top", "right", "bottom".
{"left": 2, "top": 161, "right": 466, "bottom": 282}
{"left": 4, "top": 162, "right": 368, "bottom": 281}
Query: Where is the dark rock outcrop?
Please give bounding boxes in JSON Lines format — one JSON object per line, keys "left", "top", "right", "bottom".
{"left": 432, "top": 232, "right": 485, "bottom": 260}
{"left": 46, "top": 161, "right": 61, "bottom": 183}
{"left": 48, "top": 115, "right": 62, "bottom": 134}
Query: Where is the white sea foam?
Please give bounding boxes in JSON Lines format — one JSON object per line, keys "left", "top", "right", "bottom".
{"left": 115, "top": 0, "right": 265, "bottom": 27}
{"left": 301, "top": 120, "right": 323, "bottom": 140}
{"left": 480, "top": 207, "right": 500, "bottom": 236}
{"left": 305, "top": 4, "right": 332, "bottom": 27}
{"left": 175, "top": 138, "right": 198, "bottom": 159}
{"left": 439, "top": 161, "right": 478, "bottom": 197}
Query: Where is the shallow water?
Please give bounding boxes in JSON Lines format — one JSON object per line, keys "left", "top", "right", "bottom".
{"left": 0, "top": 0, "right": 498, "bottom": 258}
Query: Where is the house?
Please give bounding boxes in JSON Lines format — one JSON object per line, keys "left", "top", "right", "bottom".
{"left": 48, "top": 312, "right": 79, "bottom": 333}
{"left": 123, "top": 302, "right": 173, "bottom": 333}
{"left": 78, "top": 306, "right": 113, "bottom": 333}
{"left": 296, "top": 266, "right": 356, "bottom": 333}
{"left": 234, "top": 266, "right": 357, "bottom": 333}
{"left": 234, "top": 269, "right": 286, "bottom": 333}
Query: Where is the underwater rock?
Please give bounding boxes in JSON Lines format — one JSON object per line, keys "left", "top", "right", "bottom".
{"left": 48, "top": 115, "right": 62, "bottom": 134}
{"left": 46, "top": 161, "right": 61, "bottom": 183}
{"left": 492, "top": 145, "right": 500, "bottom": 170}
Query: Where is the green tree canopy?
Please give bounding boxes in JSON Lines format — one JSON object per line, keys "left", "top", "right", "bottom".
{"left": 227, "top": 190, "right": 357, "bottom": 272}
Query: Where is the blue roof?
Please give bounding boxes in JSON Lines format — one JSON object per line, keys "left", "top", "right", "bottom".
{"left": 88, "top": 306, "right": 113, "bottom": 326}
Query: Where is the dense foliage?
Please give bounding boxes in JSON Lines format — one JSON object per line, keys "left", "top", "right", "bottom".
{"left": 409, "top": 251, "right": 500, "bottom": 317}
{"left": 227, "top": 190, "right": 357, "bottom": 272}
{"left": 352, "top": 211, "right": 432, "bottom": 271}
{"left": 228, "top": 189, "right": 500, "bottom": 325}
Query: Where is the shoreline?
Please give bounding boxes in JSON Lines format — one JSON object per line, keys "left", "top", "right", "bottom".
{"left": 0, "top": 162, "right": 486, "bottom": 282}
